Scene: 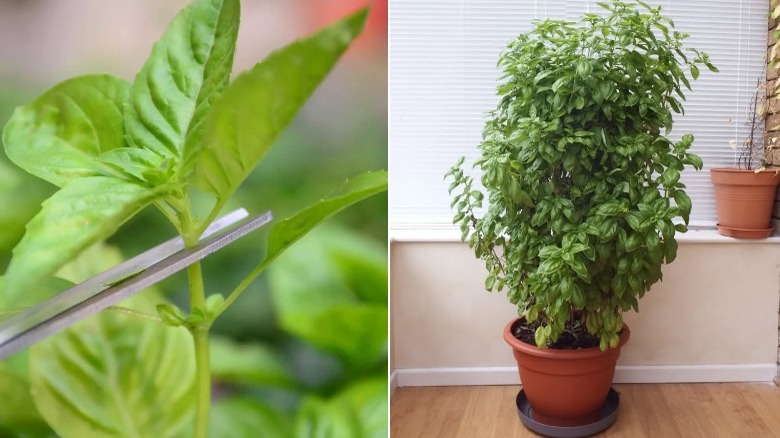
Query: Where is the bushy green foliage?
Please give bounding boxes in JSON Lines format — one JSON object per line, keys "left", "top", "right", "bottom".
{"left": 447, "top": 0, "right": 717, "bottom": 350}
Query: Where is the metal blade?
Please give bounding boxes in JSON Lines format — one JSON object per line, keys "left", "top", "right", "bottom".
{"left": 1, "top": 208, "right": 250, "bottom": 329}
{"left": 0, "top": 209, "right": 273, "bottom": 359}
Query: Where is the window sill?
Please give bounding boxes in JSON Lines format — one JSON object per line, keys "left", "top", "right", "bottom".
{"left": 389, "top": 225, "right": 780, "bottom": 244}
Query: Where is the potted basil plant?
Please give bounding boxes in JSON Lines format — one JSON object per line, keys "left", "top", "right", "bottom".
{"left": 446, "top": 0, "right": 716, "bottom": 430}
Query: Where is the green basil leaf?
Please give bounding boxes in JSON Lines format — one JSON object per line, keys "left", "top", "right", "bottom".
{"left": 570, "top": 259, "right": 590, "bottom": 282}
{"left": 124, "top": 0, "right": 240, "bottom": 174}
{"left": 645, "top": 232, "right": 660, "bottom": 252}
{"left": 690, "top": 64, "right": 700, "bottom": 80}
{"left": 576, "top": 60, "right": 592, "bottom": 76}
{"left": 156, "top": 303, "right": 186, "bottom": 327}
{"left": 0, "top": 352, "right": 51, "bottom": 434}
{"left": 673, "top": 190, "right": 692, "bottom": 224}
{"left": 533, "top": 70, "right": 554, "bottom": 84}
{"left": 296, "top": 397, "right": 359, "bottom": 438}
{"left": 570, "top": 243, "right": 589, "bottom": 254}
{"left": 264, "top": 171, "right": 387, "bottom": 269}
{"left": 269, "top": 227, "right": 387, "bottom": 368}
{"left": 616, "top": 257, "right": 630, "bottom": 274}
{"left": 685, "top": 152, "right": 703, "bottom": 170}
{"left": 29, "top": 295, "right": 195, "bottom": 438}
{"left": 287, "top": 304, "right": 386, "bottom": 365}
{"left": 551, "top": 77, "right": 568, "bottom": 93}
{"left": 200, "top": 293, "right": 225, "bottom": 319}
{"left": 538, "top": 246, "right": 558, "bottom": 258}
{"left": 680, "top": 73, "right": 692, "bottom": 91}
{"left": 209, "top": 398, "right": 291, "bottom": 438}
{"left": 595, "top": 200, "right": 621, "bottom": 216}
{"left": 600, "top": 219, "right": 618, "bottom": 241}
{"left": 0, "top": 276, "right": 74, "bottom": 318}
{"left": 667, "top": 96, "right": 681, "bottom": 114}
{"left": 329, "top": 233, "right": 388, "bottom": 304}
{"left": 626, "top": 233, "right": 642, "bottom": 252}
{"left": 575, "top": 95, "right": 585, "bottom": 109}
{"left": 55, "top": 241, "right": 125, "bottom": 284}
{"left": 625, "top": 212, "right": 642, "bottom": 231}
{"left": 485, "top": 273, "right": 496, "bottom": 290}
{"left": 209, "top": 336, "right": 296, "bottom": 388}
{"left": 3, "top": 177, "right": 160, "bottom": 306}
{"left": 664, "top": 238, "right": 679, "bottom": 263}
{"left": 628, "top": 273, "right": 642, "bottom": 292}
{"left": 97, "top": 147, "right": 167, "bottom": 185}
{"left": 535, "top": 326, "right": 547, "bottom": 347}
{"left": 3, "top": 75, "right": 129, "bottom": 187}
{"left": 660, "top": 167, "right": 680, "bottom": 187}
{"left": 191, "top": 8, "right": 368, "bottom": 198}
{"left": 295, "top": 378, "right": 387, "bottom": 438}
{"left": 0, "top": 159, "right": 52, "bottom": 256}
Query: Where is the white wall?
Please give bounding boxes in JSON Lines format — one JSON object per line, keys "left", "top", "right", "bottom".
{"left": 390, "top": 235, "right": 780, "bottom": 386}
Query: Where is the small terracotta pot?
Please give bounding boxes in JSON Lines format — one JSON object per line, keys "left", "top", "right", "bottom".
{"left": 710, "top": 168, "right": 780, "bottom": 239}
{"left": 503, "top": 318, "right": 630, "bottom": 427}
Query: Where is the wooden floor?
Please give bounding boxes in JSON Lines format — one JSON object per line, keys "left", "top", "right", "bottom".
{"left": 390, "top": 383, "right": 780, "bottom": 437}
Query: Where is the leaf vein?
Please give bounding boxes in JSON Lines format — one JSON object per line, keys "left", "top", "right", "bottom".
{"left": 131, "top": 97, "right": 178, "bottom": 157}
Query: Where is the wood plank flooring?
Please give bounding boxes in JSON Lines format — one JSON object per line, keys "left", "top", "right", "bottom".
{"left": 390, "top": 383, "right": 780, "bottom": 437}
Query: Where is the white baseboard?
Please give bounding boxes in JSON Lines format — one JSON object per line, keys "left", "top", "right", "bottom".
{"left": 398, "top": 367, "right": 519, "bottom": 387}
{"left": 395, "top": 364, "right": 778, "bottom": 387}
{"left": 614, "top": 364, "right": 778, "bottom": 383}
{"left": 390, "top": 370, "right": 398, "bottom": 397}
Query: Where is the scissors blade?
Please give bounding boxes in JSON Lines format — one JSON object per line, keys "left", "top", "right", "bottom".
{"left": 0, "top": 209, "right": 273, "bottom": 360}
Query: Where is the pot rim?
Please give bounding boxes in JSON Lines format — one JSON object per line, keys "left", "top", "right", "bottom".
{"left": 503, "top": 317, "right": 630, "bottom": 359}
{"left": 709, "top": 167, "right": 780, "bottom": 174}
{"left": 710, "top": 167, "right": 780, "bottom": 187}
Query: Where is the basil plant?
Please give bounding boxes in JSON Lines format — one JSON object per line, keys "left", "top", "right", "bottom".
{"left": 447, "top": 0, "right": 717, "bottom": 350}
{"left": 0, "top": 0, "right": 387, "bottom": 437}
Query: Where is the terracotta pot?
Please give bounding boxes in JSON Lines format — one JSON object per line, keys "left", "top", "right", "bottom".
{"left": 710, "top": 168, "right": 780, "bottom": 239}
{"left": 503, "top": 318, "right": 630, "bottom": 427}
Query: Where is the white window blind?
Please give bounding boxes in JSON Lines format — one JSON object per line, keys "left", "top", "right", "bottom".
{"left": 389, "top": 0, "right": 767, "bottom": 231}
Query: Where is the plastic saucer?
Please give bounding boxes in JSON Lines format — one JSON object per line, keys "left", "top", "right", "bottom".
{"left": 515, "top": 388, "right": 620, "bottom": 438}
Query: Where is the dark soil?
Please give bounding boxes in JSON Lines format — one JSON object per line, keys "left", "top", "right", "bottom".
{"left": 512, "top": 313, "right": 601, "bottom": 349}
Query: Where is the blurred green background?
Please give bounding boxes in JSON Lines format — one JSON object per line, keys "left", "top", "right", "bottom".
{"left": 0, "top": 0, "right": 387, "bottom": 436}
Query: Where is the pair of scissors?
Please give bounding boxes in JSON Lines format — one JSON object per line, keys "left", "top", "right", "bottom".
{"left": 0, "top": 208, "right": 273, "bottom": 360}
